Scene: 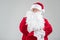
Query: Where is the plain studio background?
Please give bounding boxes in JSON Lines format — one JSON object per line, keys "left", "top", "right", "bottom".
{"left": 0, "top": 0, "right": 60, "bottom": 40}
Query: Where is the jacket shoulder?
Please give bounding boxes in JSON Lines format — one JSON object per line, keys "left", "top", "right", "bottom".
{"left": 44, "top": 18, "right": 48, "bottom": 21}
{"left": 44, "top": 18, "right": 49, "bottom": 22}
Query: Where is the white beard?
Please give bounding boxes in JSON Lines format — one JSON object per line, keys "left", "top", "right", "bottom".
{"left": 26, "top": 10, "right": 45, "bottom": 40}
{"left": 26, "top": 11, "right": 45, "bottom": 31}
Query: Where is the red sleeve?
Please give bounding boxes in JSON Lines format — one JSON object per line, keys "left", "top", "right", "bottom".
{"left": 44, "top": 18, "right": 53, "bottom": 37}
{"left": 19, "top": 17, "right": 29, "bottom": 35}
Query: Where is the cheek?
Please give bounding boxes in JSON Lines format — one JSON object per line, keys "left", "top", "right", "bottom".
{"left": 33, "top": 10, "right": 38, "bottom": 13}
{"left": 35, "top": 10, "right": 37, "bottom": 12}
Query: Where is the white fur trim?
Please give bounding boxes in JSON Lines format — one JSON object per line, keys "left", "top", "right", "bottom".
{"left": 34, "top": 29, "right": 45, "bottom": 40}
{"left": 30, "top": 4, "right": 45, "bottom": 13}
{"left": 30, "top": 4, "right": 42, "bottom": 11}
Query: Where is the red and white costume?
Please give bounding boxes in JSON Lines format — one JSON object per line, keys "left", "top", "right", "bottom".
{"left": 19, "top": 2, "right": 52, "bottom": 40}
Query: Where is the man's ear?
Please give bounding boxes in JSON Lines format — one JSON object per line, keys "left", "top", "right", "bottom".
{"left": 42, "top": 9, "right": 45, "bottom": 13}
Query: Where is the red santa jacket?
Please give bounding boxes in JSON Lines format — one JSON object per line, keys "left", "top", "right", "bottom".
{"left": 19, "top": 17, "right": 52, "bottom": 40}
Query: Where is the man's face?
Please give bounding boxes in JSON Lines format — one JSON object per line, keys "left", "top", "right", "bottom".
{"left": 32, "top": 8, "right": 40, "bottom": 13}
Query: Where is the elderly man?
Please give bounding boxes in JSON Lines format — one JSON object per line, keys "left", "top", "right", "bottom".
{"left": 19, "top": 2, "right": 52, "bottom": 40}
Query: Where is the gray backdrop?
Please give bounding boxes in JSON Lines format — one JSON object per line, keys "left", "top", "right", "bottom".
{"left": 0, "top": 0, "right": 60, "bottom": 40}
